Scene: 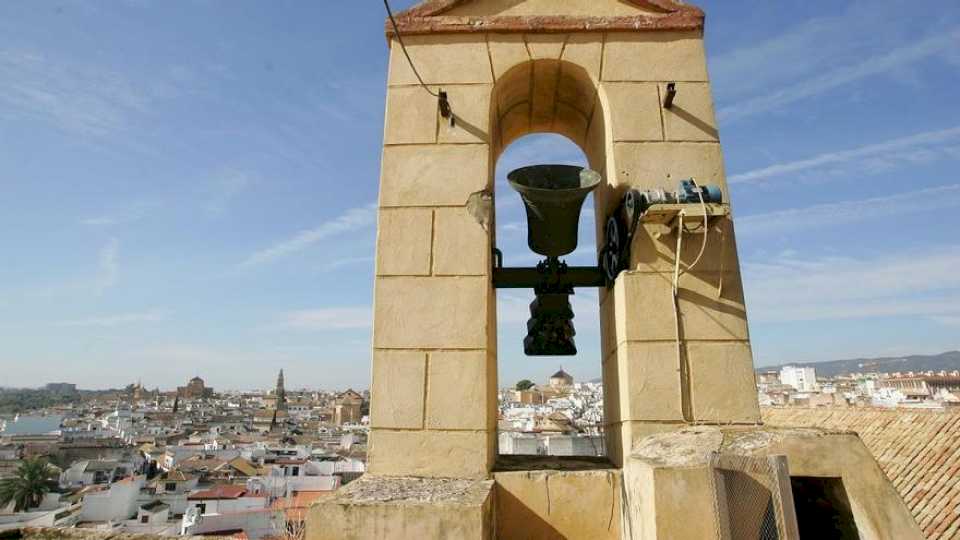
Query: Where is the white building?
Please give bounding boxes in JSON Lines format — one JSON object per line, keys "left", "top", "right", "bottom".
{"left": 780, "top": 366, "right": 817, "bottom": 392}
{"left": 79, "top": 476, "right": 145, "bottom": 522}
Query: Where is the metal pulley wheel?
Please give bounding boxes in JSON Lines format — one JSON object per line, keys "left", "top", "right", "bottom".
{"left": 601, "top": 216, "right": 622, "bottom": 285}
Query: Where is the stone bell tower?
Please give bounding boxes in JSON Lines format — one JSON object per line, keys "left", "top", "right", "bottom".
{"left": 307, "top": 1, "right": 922, "bottom": 538}
{"left": 367, "top": 0, "right": 761, "bottom": 479}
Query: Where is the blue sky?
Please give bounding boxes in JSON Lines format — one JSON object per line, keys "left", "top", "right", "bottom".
{"left": 1, "top": 0, "right": 959, "bottom": 391}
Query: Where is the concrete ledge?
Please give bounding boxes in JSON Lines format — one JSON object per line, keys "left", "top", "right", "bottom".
{"left": 494, "top": 454, "right": 615, "bottom": 472}
{"left": 305, "top": 475, "right": 494, "bottom": 540}
{"left": 623, "top": 426, "right": 922, "bottom": 540}
{"left": 493, "top": 456, "right": 622, "bottom": 540}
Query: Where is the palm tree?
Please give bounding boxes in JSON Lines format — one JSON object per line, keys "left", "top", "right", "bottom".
{"left": 0, "top": 458, "right": 56, "bottom": 512}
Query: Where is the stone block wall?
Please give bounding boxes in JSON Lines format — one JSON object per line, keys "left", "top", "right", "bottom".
{"left": 369, "top": 35, "right": 499, "bottom": 479}
{"left": 371, "top": 26, "right": 759, "bottom": 477}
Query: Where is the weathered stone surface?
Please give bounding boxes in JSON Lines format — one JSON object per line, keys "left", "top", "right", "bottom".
{"left": 613, "top": 270, "right": 749, "bottom": 342}
{"left": 631, "top": 425, "right": 724, "bottom": 467}
{"left": 524, "top": 34, "right": 567, "bottom": 59}
{"left": 687, "top": 341, "right": 760, "bottom": 423}
{"left": 369, "top": 429, "right": 491, "bottom": 478}
{"left": 380, "top": 144, "right": 490, "bottom": 207}
{"left": 436, "top": 84, "right": 493, "bottom": 144}
{"left": 388, "top": 35, "right": 493, "bottom": 86}
{"left": 487, "top": 34, "right": 529, "bottom": 79}
{"left": 371, "top": 350, "right": 426, "bottom": 429}
{"left": 376, "top": 208, "right": 433, "bottom": 276}
{"left": 613, "top": 141, "right": 727, "bottom": 193}
{"left": 601, "top": 346, "right": 622, "bottom": 424}
{"left": 603, "top": 82, "right": 663, "bottom": 141}
{"left": 445, "top": 0, "right": 660, "bottom": 18}
{"left": 530, "top": 60, "right": 560, "bottom": 130}
{"left": 433, "top": 207, "right": 490, "bottom": 276}
{"left": 556, "top": 66, "right": 597, "bottom": 119}
{"left": 373, "top": 276, "right": 489, "bottom": 349}
{"left": 631, "top": 216, "right": 743, "bottom": 274}
{"left": 661, "top": 81, "right": 719, "bottom": 142}
{"left": 561, "top": 33, "right": 603, "bottom": 82}
{"left": 389, "top": 1, "right": 704, "bottom": 36}
{"left": 494, "top": 467, "right": 622, "bottom": 540}
{"left": 426, "top": 350, "right": 489, "bottom": 430}
{"left": 618, "top": 341, "right": 685, "bottom": 421}
{"left": 306, "top": 475, "right": 494, "bottom": 540}
{"left": 624, "top": 426, "right": 923, "bottom": 539}
{"left": 384, "top": 86, "right": 439, "bottom": 145}
{"left": 494, "top": 454, "right": 614, "bottom": 472}
{"left": 603, "top": 32, "right": 709, "bottom": 82}
{"left": 497, "top": 102, "right": 530, "bottom": 148}
{"left": 553, "top": 102, "right": 591, "bottom": 147}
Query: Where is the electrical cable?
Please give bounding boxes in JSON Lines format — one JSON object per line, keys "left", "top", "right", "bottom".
{"left": 671, "top": 179, "right": 711, "bottom": 423}
{"left": 678, "top": 178, "right": 709, "bottom": 279}
{"left": 672, "top": 212, "right": 692, "bottom": 421}
{"left": 383, "top": 0, "right": 440, "bottom": 98}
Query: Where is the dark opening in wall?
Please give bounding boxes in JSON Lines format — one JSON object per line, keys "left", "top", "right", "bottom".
{"left": 790, "top": 476, "right": 859, "bottom": 539}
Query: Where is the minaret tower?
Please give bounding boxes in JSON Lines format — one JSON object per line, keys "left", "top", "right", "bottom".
{"left": 275, "top": 369, "right": 287, "bottom": 411}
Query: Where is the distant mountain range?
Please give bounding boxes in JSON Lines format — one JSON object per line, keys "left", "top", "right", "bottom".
{"left": 758, "top": 351, "right": 960, "bottom": 378}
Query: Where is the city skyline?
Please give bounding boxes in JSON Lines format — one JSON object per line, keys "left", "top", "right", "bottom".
{"left": 2, "top": 0, "right": 960, "bottom": 390}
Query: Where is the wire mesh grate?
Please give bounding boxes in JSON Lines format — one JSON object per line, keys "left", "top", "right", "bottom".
{"left": 709, "top": 453, "right": 799, "bottom": 540}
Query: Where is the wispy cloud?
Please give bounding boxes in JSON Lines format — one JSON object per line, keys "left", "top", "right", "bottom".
{"left": 317, "top": 256, "right": 373, "bottom": 273}
{"left": 738, "top": 184, "right": 960, "bottom": 238}
{"left": 716, "top": 26, "right": 960, "bottom": 123}
{"left": 0, "top": 49, "right": 160, "bottom": 136}
{"left": 729, "top": 126, "right": 960, "bottom": 185}
{"left": 94, "top": 239, "right": 119, "bottom": 294}
{"left": 932, "top": 316, "right": 960, "bottom": 327}
{"left": 80, "top": 201, "right": 155, "bottom": 227}
{"left": 282, "top": 308, "right": 372, "bottom": 330}
{"left": 206, "top": 170, "right": 255, "bottom": 216}
{"left": 57, "top": 310, "right": 168, "bottom": 327}
{"left": 241, "top": 203, "right": 376, "bottom": 267}
{"left": 744, "top": 248, "right": 960, "bottom": 323}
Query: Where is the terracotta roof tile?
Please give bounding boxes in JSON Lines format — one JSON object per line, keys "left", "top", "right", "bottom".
{"left": 764, "top": 407, "right": 960, "bottom": 539}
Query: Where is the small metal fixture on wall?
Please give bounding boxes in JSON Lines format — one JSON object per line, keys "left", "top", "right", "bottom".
{"left": 493, "top": 165, "right": 725, "bottom": 356}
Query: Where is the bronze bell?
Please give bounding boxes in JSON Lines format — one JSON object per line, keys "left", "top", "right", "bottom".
{"left": 507, "top": 165, "right": 601, "bottom": 258}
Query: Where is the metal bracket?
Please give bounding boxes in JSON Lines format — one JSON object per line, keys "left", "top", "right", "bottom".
{"left": 492, "top": 251, "right": 605, "bottom": 291}
{"left": 438, "top": 90, "right": 454, "bottom": 127}
{"left": 663, "top": 82, "right": 677, "bottom": 109}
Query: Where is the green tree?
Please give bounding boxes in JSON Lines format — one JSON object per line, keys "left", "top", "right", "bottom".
{"left": 0, "top": 458, "right": 56, "bottom": 512}
{"left": 515, "top": 379, "right": 535, "bottom": 391}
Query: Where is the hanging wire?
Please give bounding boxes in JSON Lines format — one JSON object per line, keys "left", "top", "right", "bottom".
{"left": 383, "top": 0, "right": 439, "bottom": 98}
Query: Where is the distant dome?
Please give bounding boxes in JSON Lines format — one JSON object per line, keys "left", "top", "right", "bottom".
{"left": 549, "top": 368, "right": 574, "bottom": 389}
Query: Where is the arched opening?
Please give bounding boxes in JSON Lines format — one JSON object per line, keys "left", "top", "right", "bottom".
{"left": 489, "top": 59, "right": 616, "bottom": 460}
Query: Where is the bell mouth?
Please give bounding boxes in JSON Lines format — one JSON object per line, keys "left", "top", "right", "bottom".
{"left": 507, "top": 165, "right": 601, "bottom": 193}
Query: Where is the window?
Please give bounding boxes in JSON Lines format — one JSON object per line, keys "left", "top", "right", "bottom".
{"left": 165, "top": 482, "right": 176, "bottom": 492}
{"left": 141, "top": 515, "right": 149, "bottom": 523}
